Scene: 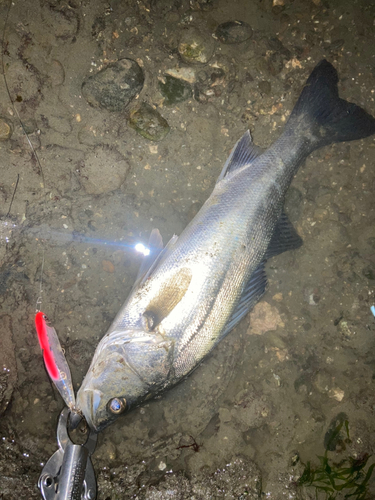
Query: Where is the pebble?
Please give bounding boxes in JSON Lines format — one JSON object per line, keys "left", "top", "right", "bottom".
{"left": 329, "top": 388, "right": 345, "bottom": 402}
{"left": 194, "top": 55, "right": 235, "bottom": 102}
{"left": 272, "top": 292, "right": 283, "bottom": 302}
{"left": 165, "top": 67, "right": 196, "bottom": 84}
{"left": 215, "top": 20, "right": 253, "bottom": 44}
{"left": 159, "top": 75, "right": 193, "bottom": 105}
{"left": 266, "top": 332, "right": 286, "bottom": 349}
{"left": 258, "top": 80, "right": 272, "bottom": 95}
{"left": 128, "top": 102, "right": 170, "bottom": 141}
{"left": 0, "top": 118, "right": 13, "bottom": 141}
{"left": 313, "top": 370, "right": 332, "bottom": 394}
{"left": 82, "top": 58, "right": 144, "bottom": 112}
{"left": 253, "top": 56, "right": 272, "bottom": 76}
{"left": 178, "top": 27, "right": 215, "bottom": 65}
{"left": 247, "top": 302, "right": 284, "bottom": 335}
{"left": 102, "top": 260, "right": 115, "bottom": 273}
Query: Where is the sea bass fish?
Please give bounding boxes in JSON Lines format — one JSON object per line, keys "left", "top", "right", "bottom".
{"left": 76, "top": 60, "right": 375, "bottom": 432}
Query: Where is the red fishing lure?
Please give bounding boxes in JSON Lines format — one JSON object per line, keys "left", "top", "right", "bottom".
{"left": 35, "top": 312, "right": 76, "bottom": 409}
{"left": 35, "top": 312, "right": 59, "bottom": 380}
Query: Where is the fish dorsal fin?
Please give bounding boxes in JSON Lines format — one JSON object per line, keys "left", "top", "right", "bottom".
{"left": 264, "top": 212, "right": 303, "bottom": 260}
{"left": 135, "top": 228, "right": 164, "bottom": 284}
{"left": 217, "top": 130, "right": 264, "bottom": 181}
{"left": 134, "top": 230, "right": 179, "bottom": 289}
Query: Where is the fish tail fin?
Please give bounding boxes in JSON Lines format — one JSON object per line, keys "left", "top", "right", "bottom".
{"left": 287, "top": 59, "right": 375, "bottom": 149}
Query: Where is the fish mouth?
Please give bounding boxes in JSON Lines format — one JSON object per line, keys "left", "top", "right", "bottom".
{"left": 76, "top": 388, "right": 103, "bottom": 432}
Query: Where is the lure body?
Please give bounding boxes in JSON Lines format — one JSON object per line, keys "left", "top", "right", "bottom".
{"left": 35, "top": 311, "right": 76, "bottom": 410}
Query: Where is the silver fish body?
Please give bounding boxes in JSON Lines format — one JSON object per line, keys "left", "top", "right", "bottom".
{"left": 77, "top": 60, "right": 375, "bottom": 432}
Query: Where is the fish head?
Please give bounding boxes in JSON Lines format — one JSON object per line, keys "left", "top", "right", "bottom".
{"left": 76, "top": 329, "right": 174, "bottom": 432}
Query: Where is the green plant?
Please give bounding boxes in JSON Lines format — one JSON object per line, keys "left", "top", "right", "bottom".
{"left": 298, "top": 419, "right": 375, "bottom": 499}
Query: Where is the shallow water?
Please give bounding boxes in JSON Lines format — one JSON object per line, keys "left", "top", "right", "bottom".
{"left": 1, "top": 0, "right": 375, "bottom": 498}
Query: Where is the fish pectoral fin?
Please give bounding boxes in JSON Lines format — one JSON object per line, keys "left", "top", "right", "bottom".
{"left": 265, "top": 211, "right": 303, "bottom": 260}
{"left": 134, "top": 229, "right": 179, "bottom": 288}
{"left": 219, "top": 262, "right": 267, "bottom": 342}
{"left": 217, "top": 130, "right": 264, "bottom": 182}
{"left": 143, "top": 267, "right": 192, "bottom": 331}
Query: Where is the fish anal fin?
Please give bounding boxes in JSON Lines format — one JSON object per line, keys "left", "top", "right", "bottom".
{"left": 265, "top": 211, "right": 303, "bottom": 260}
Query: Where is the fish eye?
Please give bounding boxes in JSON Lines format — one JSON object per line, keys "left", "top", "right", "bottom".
{"left": 108, "top": 397, "right": 126, "bottom": 414}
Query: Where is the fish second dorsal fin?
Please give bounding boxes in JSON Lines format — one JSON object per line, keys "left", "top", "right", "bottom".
{"left": 217, "top": 130, "right": 264, "bottom": 181}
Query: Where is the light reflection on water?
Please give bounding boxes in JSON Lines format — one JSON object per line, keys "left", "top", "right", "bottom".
{"left": 0, "top": 219, "right": 153, "bottom": 258}
{"left": 0, "top": 220, "right": 18, "bottom": 244}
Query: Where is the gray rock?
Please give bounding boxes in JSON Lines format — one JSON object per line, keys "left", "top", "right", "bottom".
{"left": 178, "top": 27, "right": 215, "bottom": 65}
{"left": 82, "top": 59, "right": 144, "bottom": 112}
{"left": 128, "top": 102, "right": 170, "bottom": 142}
{"left": 267, "top": 37, "right": 292, "bottom": 60}
{"left": 215, "top": 20, "right": 253, "bottom": 44}
{"left": 159, "top": 75, "right": 193, "bottom": 105}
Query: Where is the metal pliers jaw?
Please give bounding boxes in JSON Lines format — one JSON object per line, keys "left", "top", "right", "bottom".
{"left": 38, "top": 407, "right": 97, "bottom": 500}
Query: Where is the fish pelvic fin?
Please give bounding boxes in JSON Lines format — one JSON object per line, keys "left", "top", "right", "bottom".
{"left": 287, "top": 59, "right": 375, "bottom": 148}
